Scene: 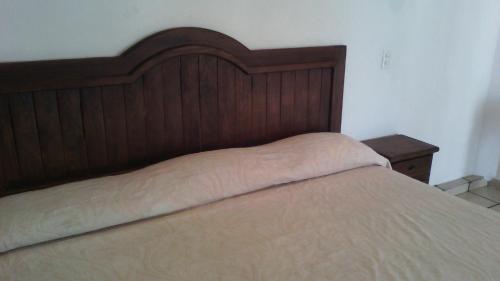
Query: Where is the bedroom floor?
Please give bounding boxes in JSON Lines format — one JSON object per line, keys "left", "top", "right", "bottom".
{"left": 456, "top": 184, "right": 500, "bottom": 212}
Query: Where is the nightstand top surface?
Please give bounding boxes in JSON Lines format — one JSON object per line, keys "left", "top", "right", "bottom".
{"left": 362, "top": 134, "right": 439, "bottom": 163}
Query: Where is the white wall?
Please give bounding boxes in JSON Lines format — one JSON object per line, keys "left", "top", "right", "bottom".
{"left": 2, "top": 0, "right": 500, "bottom": 184}
{"left": 475, "top": 32, "right": 500, "bottom": 180}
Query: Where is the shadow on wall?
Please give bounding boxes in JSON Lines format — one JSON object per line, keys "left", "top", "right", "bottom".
{"left": 498, "top": 158, "right": 500, "bottom": 178}
{"left": 475, "top": 28, "right": 500, "bottom": 180}
{"left": 477, "top": 97, "right": 500, "bottom": 178}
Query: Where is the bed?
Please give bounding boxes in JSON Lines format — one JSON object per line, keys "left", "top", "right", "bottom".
{"left": 1, "top": 28, "right": 500, "bottom": 281}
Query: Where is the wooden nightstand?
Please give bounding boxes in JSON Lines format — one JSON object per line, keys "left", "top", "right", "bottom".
{"left": 362, "top": 135, "right": 439, "bottom": 184}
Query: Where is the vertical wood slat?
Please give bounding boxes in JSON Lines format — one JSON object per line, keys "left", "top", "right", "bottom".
{"left": 0, "top": 98, "right": 6, "bottom": 191}
{"left": 331, "top": 60, "right": 346, "bottom": 132}
{"left": 307, "top": 69, "right": 322, "bottom": 131}
{"left": 1, "top": 62, "right": 341, "bottom": 194}
{"left": 294, "top": 70, "right": 309, "bottom": 134}
{"left": 217, "top": 59, "right": 236, "bottom": 148}
{"left": 235, "top": 68, "right": 252, "bottom": 146}
{"left": 58, "top": 89, "right": 88, "bottom": 176}
{"left": 0, "top": 95, "right": 20, "bottom": 189}
{"left": 266, "top": 73, "right": 281, "bottom": 141}
{"left": 181, "top": 55, "right": 201, "bottom": 153}
{"left": 33, "top": 91, "right": 66, "bottom": 179}
{"left": 124, "top": 78, "right": 147, "bottom": 164}
{"left": 319, "top": 69, "right": 332, "bottom": 131}
{"left": 163, "top": 57, "right": 184, "bottom": 157}
{"left": 144, "top": 64, "right": 166, "bottom": 161}
{"left": 199, "top": 55, "right": 218, "bottom": 150}
{"left": 9, "top": 92, "right": 45, "bottom": 181}
{"left": 251, "top": 74, "right": 267, "bottom": 144}
{"left": 102, "top": 85, "right": 128, "bottom": 168}
{"left": 81, "top": 87, "right": 108, "bottom": 171}
{"left": 0, "top": 151, "right": 4, "bottom": 193}
{"left": 280, "top": 72, "right": 295, "bottom": 138}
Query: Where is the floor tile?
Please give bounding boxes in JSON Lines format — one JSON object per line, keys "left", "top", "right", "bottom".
{"left": 489, "top": 179, "right": 500, "bottom": 187}
{"left": 470, "top": 185, "right": 500, "bottom": 203}
{"left": 456, "top": 192, "right": 497, "bottom": 208}
{"left": 490, "top": 204, "right": 500, "bottom": 213}
{"left": 463, "top": 175, "right": 483, "bottom": 183}
{"left": 437, "top": 178, "right": 469, "bottom": 191}
{"left": 469, "top": 178, "right": 487, "bottom": 190}
{"left": 445, "top": 185, "right": 468, "bottom": 195}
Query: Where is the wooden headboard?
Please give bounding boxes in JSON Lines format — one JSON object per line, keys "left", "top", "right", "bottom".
{"left": 0, "top": 27, "right": 346, "bottom": 196}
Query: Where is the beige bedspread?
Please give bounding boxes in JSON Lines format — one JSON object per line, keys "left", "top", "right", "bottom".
{"left": 2, "top": 166, "right": 500, "bottom": 281}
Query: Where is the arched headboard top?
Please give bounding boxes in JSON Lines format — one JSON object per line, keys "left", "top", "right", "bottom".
{"left": 0, "top": 27, "right": 346, "bottom": 196}
{"left": 0, "top": 27, "right": 346, "bottom": 94}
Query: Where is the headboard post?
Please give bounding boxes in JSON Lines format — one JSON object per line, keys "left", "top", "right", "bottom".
{"left": 0, "top": 27, "right": 347, "bottom": 196}
{"left": 330, "top": 57, "right": 346, "bottom": 132}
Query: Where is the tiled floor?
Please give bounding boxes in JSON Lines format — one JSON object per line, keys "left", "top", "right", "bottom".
{"left": 456, "top": 185, "right": 500, "bottom": 212}
{"left": 491, "top": 205, "right": 500, "bottom": 212}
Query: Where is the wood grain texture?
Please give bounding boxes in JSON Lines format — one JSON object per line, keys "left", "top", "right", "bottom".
{"left": 9, "top": 93, "right": 45, "bottom": 182}
{"left": 81, "top": 87, "right": 108, "bottom": 171}
{"left": 280, "top": 72, "right": 295, "bottom": 138}
{"left": 199, "top": 55, "right": 218, "bottom": 150}
{"left": 235, "top": 68, "right": 252, "bottom": 146}
{"left": 143, "top": 64, "right": 166, "bottom": 160}
{"left": 181, "top": 55, "right": 202, "bottom": 153}
{"left": 250, "top": 74, "right": 267, "bottom": 144}
{"left": 163, "top": 57, "right": 184, "bottom": 157}
{"left": 391, "top": 156, "right": 433, "bottom": 183}
{"left": 307, "top": 69, "right": 322, "bottom": 131}
{"left": 319, "top": 69, "right": 333, "bottom": 131}
{"left": 0, "top": 152, "right": 4, "bottom": 193}
{"left": 0, "top": 28, "right": 346, "bottom": 94}
{"left": 0, "top": 28, "right": 346, "bottom": 195}
{"left": 101, "top": 85, "right": 128, "bottom": 168}
{"left": 266, "top": 73, "right": 281, "bottom": 140}
{"left": 331, "top": 60, "right": 345, "bottom": 132}
{"left": 362, "top": 135, "right": 440, "bottom": 163}
{"left": 33, "top": 91, "right": 66, "bottom": 179}
{"left": 363, "top": 135, "right": 440, "bottom": 184}
{"left": 294, "top": 70, "right": 309, "bottom": 134}
{"left": 0, "top": 95, "right": 20, "bottom": 188}
{"left": 217, "top": 59, "right": 237, "bottom": 148}
{"left": 57, "top": 89, "right": 88, "bottom": 176}
{"left": 123, "top": 78, "right": 147, "bottom": 164}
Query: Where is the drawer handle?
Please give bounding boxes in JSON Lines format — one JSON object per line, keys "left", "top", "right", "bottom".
{"left": 408, "top": 164, "right": 416, "bottom": 171}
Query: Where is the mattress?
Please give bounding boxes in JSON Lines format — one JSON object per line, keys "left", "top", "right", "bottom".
{"left": 1, "top": 133, "right": 500, "bottom": 280}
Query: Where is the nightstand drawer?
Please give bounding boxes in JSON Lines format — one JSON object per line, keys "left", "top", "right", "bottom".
{"left": 363, "top": 135, "right": 438, "bottom": 184}
{"left": 392, "top": 155, "right": 433, "bottom": 181}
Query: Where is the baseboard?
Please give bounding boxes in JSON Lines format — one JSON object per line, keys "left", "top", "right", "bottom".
{"left": 489, "top": 178, "right": 500, "bottom": 187}
{"left": 436, "top": 178, "right": 469, "bottom": 195}
{"left": 436, "top": 175, "right": 487, "bottom": 195}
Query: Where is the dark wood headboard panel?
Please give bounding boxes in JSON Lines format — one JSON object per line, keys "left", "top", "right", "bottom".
{"left": 0, "top": 27, "right": 346, "bottom": 196}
